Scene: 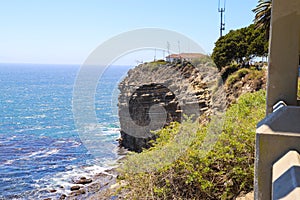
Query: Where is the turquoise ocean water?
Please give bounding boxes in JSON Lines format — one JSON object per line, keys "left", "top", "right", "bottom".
{"left": 0, "top": 63, "right": 131, "bottom": 199}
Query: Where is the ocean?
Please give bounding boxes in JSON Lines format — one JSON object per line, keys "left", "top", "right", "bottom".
{"left": 0, "top": 63, "right": 132, "bottom": 199}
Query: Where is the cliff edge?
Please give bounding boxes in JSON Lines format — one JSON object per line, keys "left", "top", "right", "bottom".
{"left": 118, "top": 60, "right": 224, "bottom": 152}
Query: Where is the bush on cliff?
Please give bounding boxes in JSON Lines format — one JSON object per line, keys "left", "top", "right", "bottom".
{"left": 212, "top": 24, "right": 268, "bottom": 71}
{"left": 191, "top": 55, "right": 217, "bottom": 68}
{"left": 142, "top": 60, "right": 168, "bottom": 72}
{"left": 226, "top": 68, "right": 251, "bottom": 86}
{"left": 118, "top": 90, "right": 266, "bottom": 199}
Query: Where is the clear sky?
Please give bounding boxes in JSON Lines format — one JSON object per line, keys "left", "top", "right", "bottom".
{"left": 0, "top": 0, "right": 258, "bottom": 65}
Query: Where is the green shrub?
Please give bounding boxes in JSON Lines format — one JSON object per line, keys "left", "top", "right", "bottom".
{"left": 221, "top": 64, "right": 239, "bottom": 81}
{"left": 225, "top": 68, "right": 265, "bottom": 89}
{"left": 226, "top": 68, "right": 251, "bottom": 86}
{"left": 191, "top": 55, "right": 217, "bottom": 68}
{"left": 118, "top": 90, "right": 266, "bottom": 199}
{"left": 143, "top": 60, "right": 168, "bottom": 72}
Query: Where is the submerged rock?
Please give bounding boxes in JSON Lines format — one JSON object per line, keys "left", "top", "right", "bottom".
{"left": 70, "top": 189, "right": 86, "bottom": 196}
{"left": 74, "top": 177, "right": 92, "bottom": 184}
{"left": 59, "top": 194, "right": 67, "bottom": 200}
{"left": 70, "top": 185, "right": 80, "bottom": 191}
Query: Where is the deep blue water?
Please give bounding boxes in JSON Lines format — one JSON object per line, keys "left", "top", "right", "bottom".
{"left": 0, "top": 63, "right": 132, "bottom": 199}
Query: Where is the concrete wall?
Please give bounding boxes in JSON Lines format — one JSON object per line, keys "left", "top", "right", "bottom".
{"left": 255, "top": 106, "right": 300, "bottom": 199}
{"left": 266, "top": 0, "right": 300, "bottom": 114}
{"left": 256, "top": 1, "right": 300, "bottom": 199}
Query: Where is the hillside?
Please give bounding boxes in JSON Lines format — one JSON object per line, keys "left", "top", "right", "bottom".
{"left": 118, "top": 60, "right": 266, "bottom": 152}
{"left": 86, "top": 60, "right": 267, "bottom": 200}
{"left": 118, "top": 60, "right": 224, "bottom": 152}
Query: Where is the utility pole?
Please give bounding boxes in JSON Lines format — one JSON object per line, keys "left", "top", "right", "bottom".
{"left": 218, "top": 0, "right": 226, "bottom": 37}
{"left": 166, "top": 42, "right": 170, "bottom": 62}
{"left": 178, "top": 41, "right": 181, "bottom": 62}
{"left": 167, "top": 42, "right": 170, "bottom": 56}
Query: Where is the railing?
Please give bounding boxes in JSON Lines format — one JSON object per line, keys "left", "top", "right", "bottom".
{"left": 255, "top": 104, "right": 300, "bottom": 199}
{"left": 272, "top": 150, "right": 300, "bottom": 199}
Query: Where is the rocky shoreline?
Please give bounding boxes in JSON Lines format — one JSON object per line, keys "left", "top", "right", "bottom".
{"left": 41, "top": 61, "right": 266, "bottom": 200}
{"left": 50, "top": 60, "right": 220, "bottom": 199}
{"left": 39, "top": 149, "right": 128, "bottom": 200}
{"left": 39, "top": 166, "right": 119, "bottom": 200}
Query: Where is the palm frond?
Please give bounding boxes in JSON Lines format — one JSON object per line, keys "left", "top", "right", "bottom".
{"left": 252, "top": 0, "right": 272, "bottom": 39}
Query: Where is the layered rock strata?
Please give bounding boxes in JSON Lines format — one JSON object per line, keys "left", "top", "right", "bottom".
{"left": 118, "top": 60, "right": 223, "bottom": 152}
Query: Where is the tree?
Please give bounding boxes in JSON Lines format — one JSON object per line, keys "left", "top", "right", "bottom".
{"left": 253, "top": 0, "right": 272, "bottom": 39}
{"left": 212, "top": 24, "right": 268, "bottom": 71}
{"left": 212, "top": 29, "right": 245, "bottom": 70}
{"left": 248, "top": 28, "right": 269, "bottom": 58}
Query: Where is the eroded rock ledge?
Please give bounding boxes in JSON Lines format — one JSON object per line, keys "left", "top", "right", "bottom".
{"left": 118, "top": 60, "right": 223, "bottom": 152}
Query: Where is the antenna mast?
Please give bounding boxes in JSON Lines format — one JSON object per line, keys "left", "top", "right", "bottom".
{"left": 167, "top": 41, "right": 170, "bottom": 56}
{"left": 218, "top": 0, "right": 226, "bottom": 37}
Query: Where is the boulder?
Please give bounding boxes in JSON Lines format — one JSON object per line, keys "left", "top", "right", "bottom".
{"left": 70, "top": 185, "right": 81, "bottom": 191}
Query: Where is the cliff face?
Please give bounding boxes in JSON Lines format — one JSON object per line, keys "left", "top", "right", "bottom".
{"left": 224, "top": 69, "right": 267, "bottom": 105}
{"left": 118, "top": 60, "right": 223, "bottom": 152}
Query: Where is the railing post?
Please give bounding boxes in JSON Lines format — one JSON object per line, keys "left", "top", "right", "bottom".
{"left": 255, "top": 106, "right": 300, "bottom": 199}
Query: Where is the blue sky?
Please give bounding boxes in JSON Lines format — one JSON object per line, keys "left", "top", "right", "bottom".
{"left": 0, "top": 0, "right": 258, "bottom": 65}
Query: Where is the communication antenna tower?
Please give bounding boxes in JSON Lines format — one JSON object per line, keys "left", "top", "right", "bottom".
{"left": 218, "top": 0, "right": 226, "bottom": 37}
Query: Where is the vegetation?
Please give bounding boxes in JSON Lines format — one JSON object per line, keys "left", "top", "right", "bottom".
{"left": 225, "top": 68, "right": 265, "bottom": 87}
{"left": 220, "top": 64, "right": 239, "bottom": 82}
{"left": 253, "top": 0, "right": 272, "bottom": 39}
{"left": 153, "top": 59, "right": 167, "bottom": 65}
{"left": 114, "top": 2, "right": 270, "bottom": 199}
{"left": 211, "top": 0, "right": 272, "bottom": 72}
{"left": 119, "top": 90, "right": 266, "bottom": 199}
{"left": 190, "top": 55, "right": 217, "bottom": 68}
{"left": 225, "top": 68, "right": 251, "bottom": 86}
{"left": 212, "top": 24, "right": 268, "bottom": 71}
{"left": 142, "top": 59, "right": 168, "bottom": 71}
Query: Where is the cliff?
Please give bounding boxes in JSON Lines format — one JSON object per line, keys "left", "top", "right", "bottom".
{"left": 118, "top": 60, "right": 224, "bottom": 152}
